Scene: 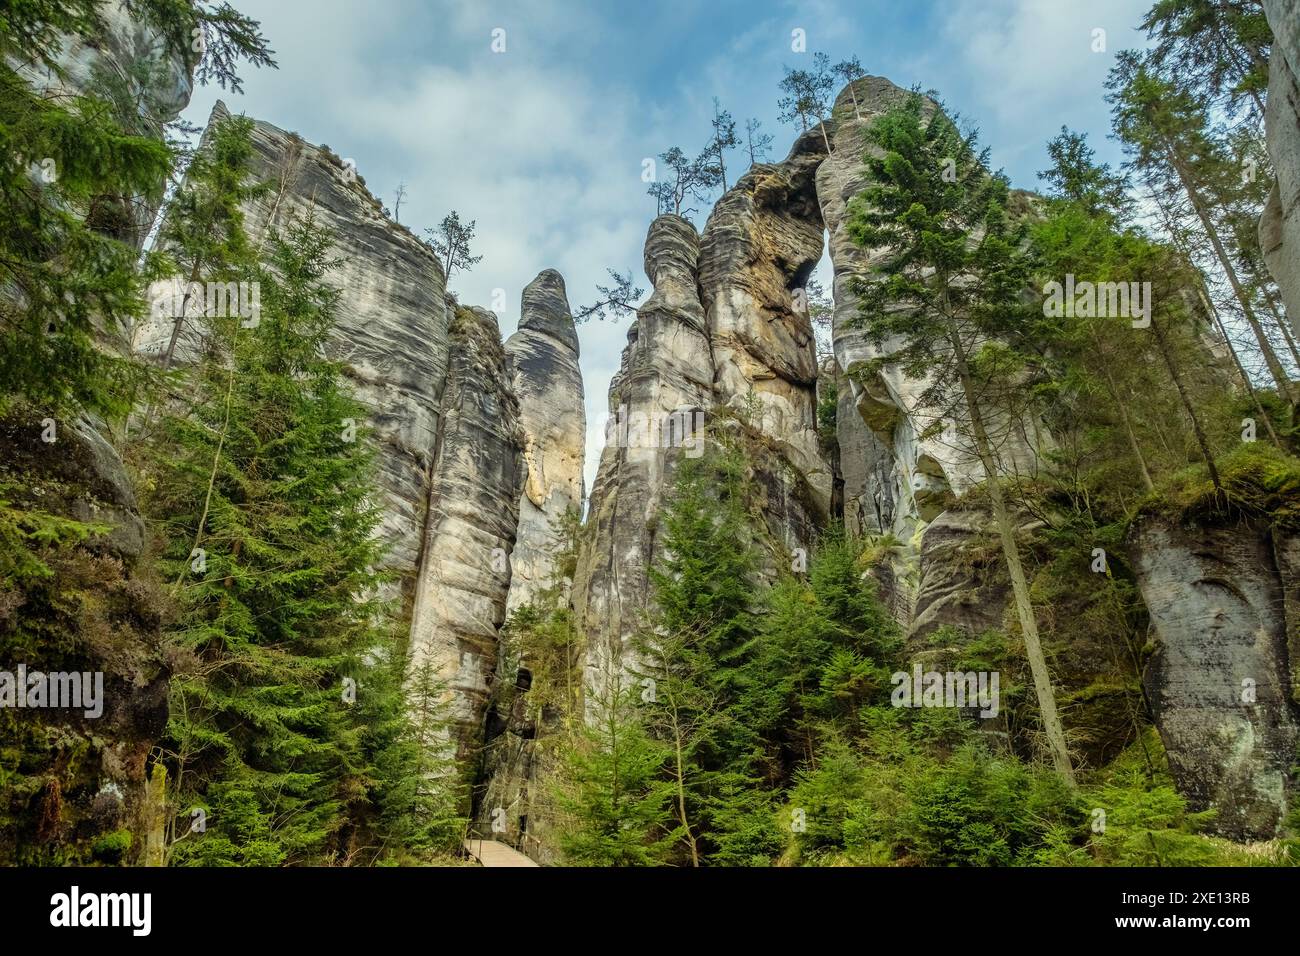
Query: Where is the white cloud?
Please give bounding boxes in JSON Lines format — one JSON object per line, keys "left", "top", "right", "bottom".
{"left": 177, "top": 0, "right": 1154, "bottom": 495}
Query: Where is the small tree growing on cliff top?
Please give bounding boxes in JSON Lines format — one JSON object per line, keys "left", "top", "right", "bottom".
{"left": 778, "top": 51, "right": 834, "bottom": 154}
{"left": 647, "top": 146, "right": 720, "bottom": 219}
{"left": 425, "top": 210, "right": 482, "bottom": 282}
{"left": 707, "top": 97, "right": 740, "bottom": 192}
{"left": 832, "top": 56, "right": 867, "bottom": 120}
{"left": 846, "top": 92, "right": 1077, "bottom": 786}
{"left": 744, "top": 117, "right": 774, "bottom": 165}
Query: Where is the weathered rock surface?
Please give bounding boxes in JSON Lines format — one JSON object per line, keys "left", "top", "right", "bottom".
{"left": 700, "top": 129, "right": 832, "bottom": 514}
{"left": 574, "top": 215, "right": 715, "bottom": 695}
{"left": 1260, "top": 0, "right": 1300, "bottom": 335}
{"left": 835, "top": 359, "right": 900, "bottom": 537}
{"left": 0, "top": 412, "right": 168, "bottom": 863}
{"left": 408, "top": 306, "right": 523, "bottom": 754}
{"left": 136, "top": 101, "right": 453, "bottom": 613}
{"left": 12, "top": 0, "right": 194, "bottom": 249}
{"left": 819, "top": 78, "right": 1048, "bottom": 537}
{"left": 1130, "top": 516, "right": 1300, "bottom": 838}
{"left": 504, "top": 271, "right": 585, "bottom": 614}
{"left": 908, "top": 507, "right": 1009, "bottom": 643}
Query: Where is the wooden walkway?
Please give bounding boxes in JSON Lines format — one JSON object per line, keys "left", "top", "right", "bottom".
{"left": 463, "top": 838, "right": 540, "bottom": 867}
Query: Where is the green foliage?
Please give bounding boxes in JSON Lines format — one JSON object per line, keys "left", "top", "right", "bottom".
{"left": 846, "top": 89, "right": 1039, "bottom": 402}
{"left": 552, "top": 673, "right": 676, "bottom": 866}
{"left": 91, "top": 829, "right": 133, "bottom": 864}
{"left": 1139, "top": 0, "right": 1271, "bottom": 116}
{"left": 0, "top": 46, "right": 170, "bottom": 418}
{"left": 903, "top": 743, "right": 1082, "bottom": 865}
{"left": 124, "top": 0, "right": 278, "bottom": 93}
{"left": 0, "top": 489, "right": 108, "bottom": 585}
{"left": 649, "top": 447, "right": 758, "bottom": 663}
{"left": 150, "top": 211, "right": 405, "bottom": 864}
{"left": 369, "top": 657, "right": 466, "bottom": 861}
{"left": 816, "top": 375, "right": 838, "bottom": 454}
{"left": 1144, "top": 441, "right": 1300, "bottom": 529}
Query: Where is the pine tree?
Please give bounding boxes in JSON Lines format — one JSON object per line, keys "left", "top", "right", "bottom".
{"left": 1, "top": 0, "right": 275, "bottom": 417}
{"left": 152, "top": 212, "right": 393, "bottom": 864}
{"left": 633, "top": 446, "right": 760, "bottom": 863}
{"left": 1033, "top": 128, "right": 1245, "bottom": 490}
{"left": 846, "top": 92, "right": 1077, "bottom": 785}
{"left": 1139, "top": 0, "right": 1272, "bottom": 120}
{"left": 150, "top": 114, "right": 266, "bottom": 373}
{"left": 778, "top": 52, "right": 834, "bottom": 153}
{"left": 0, "top": 3, "right": 172, "bottom": 419}
{"left": 552, "top": 665, "right": 675, "bottom": 866}
{"left": 1107, "top": 51, "right": 1295, "bottom": 403}
{"left": 368, "top": 657, "right": 466, "bottom": 860}
{"left": 706, "top": 97, "right": 739, "bottom": 191}
{"left": 424, "top": 211, "right": 482, "bottom": 282}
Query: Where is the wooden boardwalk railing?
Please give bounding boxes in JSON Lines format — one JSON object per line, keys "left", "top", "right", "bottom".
{"left": 463, "top": 838, "right": 540, "bottom": 867}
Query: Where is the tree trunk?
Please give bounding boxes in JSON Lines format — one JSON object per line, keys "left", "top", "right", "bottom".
{"left": 1261, "top": 288, "right": 1300, "bottom": 370}
{"left": 142, "top": 762, "right": 167, "bottom": 867}
{"left": 1198, "top": 283, "right": 1285, "bottom": 450}
{"left": 672, "top": 726, "right": 700, "bottom": 867}
{"left": 1097, "top": 351, "right": 1156, "bottom": 492}
{"left": 950, "top": 330, "right": 1076, "bottom": 786}
{"left": 1151, "top": 185, "right": 1285, "bottom": 451}
{"left": 1148, "top": 310, "right": 1224, "bottom": 491}
{"left": 1164, "top": 143, "right": 1295, "bottom": 401}
{"left": 160, "top": 259, "right": 205, "bottom": 372}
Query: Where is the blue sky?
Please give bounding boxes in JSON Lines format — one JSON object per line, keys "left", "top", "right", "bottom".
{"left": 182, "top": 0, "right": 1153, "bottom": 490}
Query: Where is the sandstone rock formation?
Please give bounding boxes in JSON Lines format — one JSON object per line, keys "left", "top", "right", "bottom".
{"left": 136, "top": 101, "right": 453, "bottom": 614}
{"left": 1260, "top": 0, "right": 1300, "bottom": 334}
{"left": 574, "top": 215, "right": 716, "bottom": 694}
{"left": 504, "top": 271, "right": 585, "bottom": 615}
{"left": 408, "top": 306, "right": 523, "bottom": 752}
{"left": 134, "top": 106, "right": 543, "bottom": 758}
{"left": 1130, "top": 515, "right": 1300, "bottom": 838}
{"left": 699, "top": 128, "right": 832, "bottom": 514}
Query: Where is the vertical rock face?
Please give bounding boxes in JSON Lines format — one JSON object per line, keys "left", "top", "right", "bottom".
{"left": 1130, "top": 516, "right": 1299, "bottom": 838}
{"left": 1260, "top": 0, "right": 1300, "bottom": 334}
{"left": 408, "top": 306, "right": 523, "bottom": 752}
{"left": 136, "top": 102, "right": 453, "bottom": 612}
{"left": 574, "top": 215, "right": 715, "bottom": 693}
{"left": 818, "top": 77, "right": 1046, "bottom": 537}
{"left": 504, "top": 271, "right": 585, "bottom": 614}
{"left": 13, "top": 0, "right": 194, "bottom": 248}
{"left": 134, "top": 107, "right": 546, "bottom": 756}
{"left": 836, "top": 360, "right": 898, "bottom": 537}
{"left": 700, "top": 129, "right": 833, "bottom": 514}
{"left": 819, "top": 77, "right": 940, "bottom": 535}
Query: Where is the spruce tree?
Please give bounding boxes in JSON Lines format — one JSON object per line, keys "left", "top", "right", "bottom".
{"left": 846, "top": 92, "right": 1077, "bottom": 785}
{"left": 151, "top": 113, "right": 266, "bottom": 373}
{"left": 0, "top": 3, "right": 172, "bottom": 419}
{"left": 552, "top": 665, "right": 675, "bottom": 866}
{"left": 1139, "top": 0, "right": 1272, "bottom": 120}
{"left": 151, "top": 212, "right": 393, "bottom": 864}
